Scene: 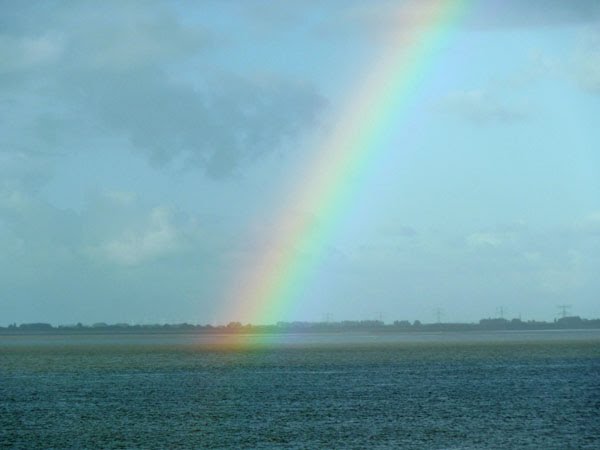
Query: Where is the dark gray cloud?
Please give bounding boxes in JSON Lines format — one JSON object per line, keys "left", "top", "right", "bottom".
{"left": 69, "top": 69, "right": 323, "bottom": 177}
{"left": 0, "top": 1, "right": 324, "bottom": 178}
{"left": 310, "top": 0, "right": 600, "bottom": 40}
{"left": 467, "top": 0, "right": 600, "bottom": 29}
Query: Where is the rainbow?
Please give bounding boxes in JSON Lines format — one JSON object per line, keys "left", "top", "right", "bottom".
{"left": 226, "top": 0, "right": 470, "bottom": 325}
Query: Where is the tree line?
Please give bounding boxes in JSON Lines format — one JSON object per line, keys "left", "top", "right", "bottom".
{"left": 2, "top": 316, "right": 599, "bottom": 334}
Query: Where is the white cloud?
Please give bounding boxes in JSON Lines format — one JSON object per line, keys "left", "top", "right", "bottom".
{"left": 522, "top": 251, "right": 542, "bottom": 263}
{"left": 536, "top": 251, "right": 586, "bottom": 294}
{"left": 0, "top": 187, "right": 234, "bottom": 323}
{"left": 466, "top": 223, "right": 527, "bottom": 249}
{"left": 0, "top": 189, "right": 205, "bottom": 268}
{"left": 575, "top": 211, "right": 600, "bottom": 235}
{"left": 466, "top": 232, "right": 505, "bottom": 248}
{"left": 0, "top": 189, "right": 30, "bottom": 211}
{"left": 440, "top": 90, "right": 526, "bottom": 124}
{"left": 103, "top": 190, "right": 138, "bottom": 206}
{"left": 91, "top": 207, "right": 181, "bottom": 266}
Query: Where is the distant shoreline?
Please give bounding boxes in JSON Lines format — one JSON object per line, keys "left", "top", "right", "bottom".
{"left": 2, "top": 316, "right": 599, "bottom": 335}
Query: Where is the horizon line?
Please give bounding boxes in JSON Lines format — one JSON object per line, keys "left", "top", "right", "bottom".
{"left": 3, "top": 315, "right": 598, "bottom": 329}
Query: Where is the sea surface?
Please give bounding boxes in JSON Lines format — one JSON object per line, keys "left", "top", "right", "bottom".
{"left": 1, "top": 330, "right": 599, "bottom": 449}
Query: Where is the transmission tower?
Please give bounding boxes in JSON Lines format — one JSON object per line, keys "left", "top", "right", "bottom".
{"left": 496, "top": 306, "right": 507, "bottom": 319}
{"left": 434, "top": 308, "right": 444, "bottom": 324}
{"left": 557, "top": 304, "right": 572, "bottom": 319}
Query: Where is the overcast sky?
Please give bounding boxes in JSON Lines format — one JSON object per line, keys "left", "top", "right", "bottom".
{"left": 1, "top": 0, "right": 599, "bottom": 325}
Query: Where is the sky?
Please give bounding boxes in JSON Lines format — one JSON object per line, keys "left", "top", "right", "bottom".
{"left": 1, "top": 0, "right": 599, "bottom": 325}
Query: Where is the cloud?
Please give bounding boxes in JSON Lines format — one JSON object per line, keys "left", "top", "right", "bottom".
{"left": 0, "top": 33, "right": 64, "bottom": 73}
{"left": 71, "top": 70, "right": 323, "bottom": 177}
{"left": 466, "top": 0, "right": 600, "bottom": 29}
{"left": 466, "top": 222, "right": 527, "bottom": 248}
{"left": 0, "top": 2, "right": 208, "bottom": 71}
{"left": 573, "top": 27, "right": 600, "bottom": 93}
{"left": 462, "top": 219, "right": 600, "bottom": 296}
{"left": 380, "top": 224, "right": 418, "bottom": 238}
{"left": 2, "top": 186, "right": 599, "bottom": 322}
{"left": 0, "top": 151, "right": 54, "bottom": 192}
{"left": 0, "top": 1, "right": 325, "bottom": 178}
{"left": 316, "top": 1, "right": 445, "bottom": 41}
{"left": 0, "top": 188, "right": 201, "bottom": 267}
{"left": 87, "top": 206, "right": 183, "bottom": 267}
{"left": 74, "top": 11, "right": 209, "bottom": 71}
{"left": 313, "top": 0, "right": 600, "bottom": 40}
{"left": 576, "top": 211, "right": 600, "bottom": 235}
{"left": 494, "top": 51, "right": 560, "bottom": 90}
{"left": 534, "top": 249, "right": 588, "bottom": 294}
{"left": 439, "top": 90, "right": 526, "bottom": 124}
{"left": 466, "top": 232, "right": 506, "bottom": 248}
{"left": 0, "top": 187, "right": 226, "bottom": 322}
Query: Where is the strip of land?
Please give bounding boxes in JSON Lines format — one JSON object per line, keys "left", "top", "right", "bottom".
{"left": 1, "top": 316, "right": 599, "bottom": 335}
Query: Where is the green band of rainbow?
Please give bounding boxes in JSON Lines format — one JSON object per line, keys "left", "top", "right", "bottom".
{"left": 226, "top": 0, "right": 470, "bottom": 326}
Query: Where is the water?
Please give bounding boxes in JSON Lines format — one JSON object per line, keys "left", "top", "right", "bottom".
{"left": 1, "top": 331, "right": 599, "bottom": 449}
